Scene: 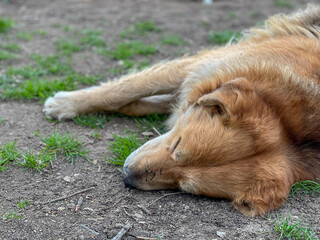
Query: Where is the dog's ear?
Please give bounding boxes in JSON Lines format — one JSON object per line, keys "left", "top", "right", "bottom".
{"left": 197, "top": 78, "right": 253, "bottom": 118}
{"left": 198, "top": 94, "right": 228, "bottom": 116}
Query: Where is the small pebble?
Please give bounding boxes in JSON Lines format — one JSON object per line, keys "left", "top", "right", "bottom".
{"left": 63, "top": 176, "right": 75, "bottom": 183}
{"left": 134, "top": 213, "right": 143, "bottom": 219}
{"left": 67, "top": 203, "right": 74, "bottom": 209}
{"left": 217, "top": 231, "right": 226, "bottom": 238}
{"left": 141, "top": 131, "right": 154, "bottom": 137}
{"left": 43, "top": 190, "right": 54, "bottom": 196}
{"left": 84, "top": 207, "right": 94, "bottom": 212}
{"left": 73, "top": 173, "right": 81, "bottom": 179}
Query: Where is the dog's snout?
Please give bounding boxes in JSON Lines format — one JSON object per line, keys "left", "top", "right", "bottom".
{"left": 122, "top": 166, "right": 137, "bottom": 189}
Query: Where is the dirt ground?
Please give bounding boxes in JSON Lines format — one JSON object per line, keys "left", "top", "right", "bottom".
{"left": 0, "top": 0, "right": 319, "bottom": 239}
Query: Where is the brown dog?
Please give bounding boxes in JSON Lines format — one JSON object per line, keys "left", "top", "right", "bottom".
{"left": 44, "top": 5, "right": 320, "bottom": 217}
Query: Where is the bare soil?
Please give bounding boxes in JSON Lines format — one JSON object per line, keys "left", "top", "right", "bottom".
{"left": 0, "top": 0, "right": 319, "bottom": 239}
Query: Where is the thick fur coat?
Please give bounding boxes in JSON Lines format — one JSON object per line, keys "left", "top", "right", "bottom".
{"left": 44, "top": 5, "right": 320, "bottom": 216}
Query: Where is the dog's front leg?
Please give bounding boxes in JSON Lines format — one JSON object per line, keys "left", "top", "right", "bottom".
{"left": 43, "top": 58, "right": 196, "bottom": 120}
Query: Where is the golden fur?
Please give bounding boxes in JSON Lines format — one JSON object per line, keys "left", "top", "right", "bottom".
{"left": 44, "top": 5, "right": 320, "bottom": 216}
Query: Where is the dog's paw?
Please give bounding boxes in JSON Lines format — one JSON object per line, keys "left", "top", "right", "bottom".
{"left": 43, "top": 91, "right": 79, "bottom": 120}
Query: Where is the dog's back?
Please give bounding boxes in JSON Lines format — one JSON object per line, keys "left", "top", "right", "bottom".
{"left": 246, "top": 5, "right": 320, "bottom": 180}
{"left": 245, "top": 4, "right": 320, "bottom": 43}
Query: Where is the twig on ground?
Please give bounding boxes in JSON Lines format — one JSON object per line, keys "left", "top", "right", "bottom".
{"left": 75, "top": 196, "right": 84, "bottom": 211}
{"left": 80, "top": 224, "right": 99, "bottom": 236}
{"left": 123, "top": 207, "right": 136, "bottom": 220}
{"left": 148, "top": 192, "right": 184, "bottom": 207}
{"left": 152, "top": 127, "right": 161, "bottom": 136}
{"left": 139, "top": 205, "right": 152, "bottom": 215}
{"left": 128, "top": 234, "right": 157, "bottom": 240}
{"left": 135, "top": 237, "right": 158, "bottom": 240}
{"left": 40, "top": 187, "right": 94, "bottom": 204}
{"left": 50, "top": 160, "right": 54, "bottom": 169}
{"left": 112, "top": 223, "right": 132, "bottom": 240}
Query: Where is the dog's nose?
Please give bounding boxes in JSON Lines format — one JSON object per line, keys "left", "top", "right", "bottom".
{"left": 122, "top": 148, "right": 140, "bottom": 188}
{"left": 122, "top": 166, "right": 136, "bottom": 189}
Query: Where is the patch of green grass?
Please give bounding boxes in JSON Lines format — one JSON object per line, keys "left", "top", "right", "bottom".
{"left": 2, "top": 55, "right": 102, "bottom": 101}
{"left": 112, "top": 41, "right": 157, "bottom": 60}
{"left": 290, "top": 179, "right": 320, "bottom": 196}
{"left": 41, "top": 131, "right": 90, "bottom": 164}
{"left": 208, "top": 30, "right": 242, "bottom": 45}
{"left": 0, "top": 141, "right": 19, "bottom": 171}
{"left": 72, "top": 113, "right": 111, "bottom": 129}
{"left": 31, "top": 54, "right": 73, "bottom": 75}
{"left": 119, "top": 27, "right": 135, "bottom": 39}
{"left": 94, "top": 46, "right": 111, "bottom": 56}
{"left": 0, "top": 117, "right": 4, "bottom": 124}
{"left": 120, "top": 20, "right": 161, "bottom": 38}
{"left": 37, "top": 29, "right": 47, "bottom": 36}
{"left": 1, "top": 76, "right": 77, "bottom": 101}
{"left": 55, "top": 38, "right": 82, "bottom": 55}
{"left": 107, "top": 134, "right": 145, "bottom": 166}
{"left": 0, "top": 18, "right": 14, "bottom": 33}
{"left": 161, "top": 34, "right": 186, "bottom": 46}
{"left": 6, "top": 65, "right": 102, "bottom": 85}
{"left": 201, "top": 20, "right": 210, "bottom": 27}
{"left": 53, "top": 23, "right": 62, "bottom": 28}
{"left": 228, "top": 11, "right": 237, "bottom": 18}
{"left": 45, "top": 117, "right": 60, "bottom": 124}
{"left": 0, "top": 43, "right": 20, "bottom": 52}
{"left": 135, "top": 59, "right": 150, "bottom": 70}
{"left": 273, "top": 0, "right": 293, "bottom": 8}
{"left": 0, "top": 50, "right": 16, "bottom": 61}
{"left": 16, "top": 31, "right": 33, "bottom": 41}
{"left": 0, "top": 73, "right": 15, "bottom": 90}
{"left": 17, "top": 199, "right": 30, "bottom": 208}
{"left": 63, "top": 25, "right": 72, "bottom": 32}
{"left": 73, "top": 73, "right": 104, "bottom": 85}
{"left": 255, "top": 21, "right": 265, "bottom": 27}
{"left": 6, "top": 66, "right": 47, "bottom": 78}
{"left": 108, "top": 66, "right": 127, "bottom": 75}
{"left": 135, "top": 20, "right": 161, "bottom": 35}
{"left": 135, "top": 113, "right": 168, "bottom": 134}
{"left": 91, "top": 131, "right": 101, "bottom": 140}
{"left": 114, "top": 60, "right": 136, "bottom": 73}
{"left": 251, "top": 11, "right": 260, "bottom": 18}
{"left": 79, "top": 29, "right": 106, "bottom": 48}
{"left": 0, "top": 133, "right": 91, "bottom": 172}
{"left": 2, "top": 209, "right": 22, "bottom": 220}
{"left": 17, "top": 150, "right": 52, "bottom": 172}
{"left": 108, "top": 59, "right": 150, "bottom": 75}
{"left": 0, "top": 141, "right": 19, "bottom": 161}
{"left": 274, "top": 214, "right": 318, "bottom": 240}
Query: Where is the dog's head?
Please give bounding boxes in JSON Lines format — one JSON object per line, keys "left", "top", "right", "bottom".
{"left": 122, "top": 77, "right": 287, "bottom": 214}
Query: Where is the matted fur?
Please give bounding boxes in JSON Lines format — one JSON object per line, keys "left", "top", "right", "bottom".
{"left": 44, "top": 5, "right": 320, "bottom": 216}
